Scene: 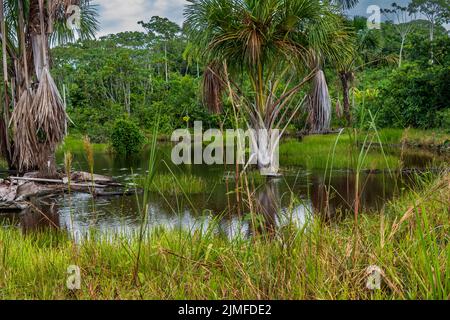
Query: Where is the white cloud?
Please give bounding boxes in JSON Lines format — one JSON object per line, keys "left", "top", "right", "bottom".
{"left": 93, "top": 0, "right": 188, "bottom": 37}
{"left": 92, "top": 0, "right": 448, "bottom": 37}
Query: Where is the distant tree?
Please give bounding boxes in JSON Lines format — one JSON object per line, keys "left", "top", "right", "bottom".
{"left": 139, "top": 17, "right": 182, "bottom": 82}
{"left": 408, "top": 0, "right": 450, "bottom": 63}
{"left": 382, "top": 3, "right": 417, "bottom": 68}
{"left": 335, "top": 22, "right": 396, "bottom": 127}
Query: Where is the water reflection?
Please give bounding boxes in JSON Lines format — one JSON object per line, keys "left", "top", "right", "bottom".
{"left": 0, "top": 143, "right": 446, "bottom": 239}
{"left": 0, "top": 198, "right": 60, "bottom": 234}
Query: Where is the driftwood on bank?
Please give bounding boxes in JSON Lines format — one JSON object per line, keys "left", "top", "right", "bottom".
{"left": 0, "top": 171, "right": 138, "bottom": 211}
{"left": 10, "top": 176, "right": 108, "bottom": 189}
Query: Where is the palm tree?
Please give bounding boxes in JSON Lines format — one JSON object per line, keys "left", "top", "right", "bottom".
{"left": 336, "top": 28, "right": 397, "bottom": 126}
{"left": 185, "top": 0, "right": 351, "bottom": 176}
{"left": 0, "top": 0, "right": 98, "bottom": 177}
{"left": 306, "top": 0, "right": 359, "bottom": 134}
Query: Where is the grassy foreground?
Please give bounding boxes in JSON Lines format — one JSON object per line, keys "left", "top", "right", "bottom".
{"left": 0, "top": 172, "right": 448, "bottom": 300}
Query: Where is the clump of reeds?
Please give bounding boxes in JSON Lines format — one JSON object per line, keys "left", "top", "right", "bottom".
{"left": 83, "top": 135, "right": 95, "bottom": 177}
{"left": 64, "top": 151, "right": 73, "bottom": 191}
{"left": 146, "top": 174, "right": 208, "bottom": 195}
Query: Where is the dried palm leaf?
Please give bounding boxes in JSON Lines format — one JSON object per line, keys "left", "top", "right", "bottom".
{"left": 11, "top": 89, "right": 38, "bottom": 171}
{"left": 308, "top": 69, "right": 332, "bottom": 134}
{"left": 202, "top": 62, "right": 225, "bottom": 114}
{"left": 32, "top": 66, "right": 67, "bottom": 148}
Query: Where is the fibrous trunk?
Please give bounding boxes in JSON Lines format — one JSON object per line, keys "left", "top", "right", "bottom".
{"left": 249, "top": 123, "right": 280, "bottom": 177}
{"left": 9, "top": 0, "right": 67, "bottom": 177}
{"left": 307, "top": 69, "right": 331, "bottom": 134}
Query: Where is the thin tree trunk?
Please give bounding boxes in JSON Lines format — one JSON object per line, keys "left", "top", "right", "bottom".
{"left": 164, "top": 43, "right": 168, "bottom": 83}
{"left": 399, "top": 36, "right": 405, "bottom": 68}
{"left": 0, "top": 0, "right": 12, "bottom": 166}
{"left": 18, "top": 0, "right": 31, "bottom": 88}
{"left": 430, "top": 20, "right": 434, "bottom": 64}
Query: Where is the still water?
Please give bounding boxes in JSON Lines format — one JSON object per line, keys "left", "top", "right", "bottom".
{"left": 0, "top": 143, "right": 447, "bottom": 239}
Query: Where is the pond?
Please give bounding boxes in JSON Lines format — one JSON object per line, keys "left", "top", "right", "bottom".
{"left": 0, "top": 142, "right": 448, "bottom": 239}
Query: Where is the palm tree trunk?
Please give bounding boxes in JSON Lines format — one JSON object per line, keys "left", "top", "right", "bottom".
{"left": 37, "top": 0, "right": 57, "bottom": 177}
{"left": 340, "top": 71, "right": 352, "bottom": 127}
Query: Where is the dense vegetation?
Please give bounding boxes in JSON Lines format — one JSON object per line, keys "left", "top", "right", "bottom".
{"left": 1, "top": 172, "right": 448, "bottom": 299}
{"left": 51, "top": 14, "right": 450, "bottom": 144}
{"left": 0, "top": 0, "right": 448, "bottom": 302}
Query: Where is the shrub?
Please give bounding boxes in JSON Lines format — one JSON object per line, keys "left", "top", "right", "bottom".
{"left": 110, "top": 118, "right": 145, "bottom": 155}
{"left": 368, "top": 64, "right": 450, "bottom": 129}
{"left": 437, "top": 109, "right": 450, "bottom": 133}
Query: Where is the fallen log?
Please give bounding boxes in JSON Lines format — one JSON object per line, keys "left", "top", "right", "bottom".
{"left": 0, "top": 202, "right": 29, "bottom": 211}
{"left": 70, "top": 171, "right": 114, "bottom": 184}
{"left": 0, "top": 171, "right": 130, "bottom": 211}
{"left": 10, "top": 177, "right": 107, "bottom": 189}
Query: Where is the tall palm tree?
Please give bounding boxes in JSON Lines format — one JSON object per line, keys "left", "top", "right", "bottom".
{"left": 336, "top": 28, "right": 397, "bottom": 126}
{"left": 306, "top": 0, "right": 360, "bottom": 133}
{"left": 0, "top": 0, "right": 98, "bottom": 177}
{"left": 185, "top": 0, "right": 351, "bottom": 176}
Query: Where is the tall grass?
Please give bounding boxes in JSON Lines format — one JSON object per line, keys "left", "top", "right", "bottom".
{"left": 133, "top": 117, "right": 159, "bottom": 284}
{"left": 0, "top": 172, "right": 448, "bottom": 299}
{"left": 280, "top": 135, "right": 400, "bottom": 170}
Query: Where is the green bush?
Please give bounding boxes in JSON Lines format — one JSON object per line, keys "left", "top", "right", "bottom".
{"left": 368, "top": 64, "right": 450, "bottom": 129}
{"left": 437, "top": 109, "right": 450, "bottom": 133}
{"left": 110, "top": 118, "right": 145, "bottom": 155}
{"left": 377, "top": 64, "right": 450, "bottom": 129}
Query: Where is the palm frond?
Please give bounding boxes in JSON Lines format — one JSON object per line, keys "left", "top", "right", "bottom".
{"left": 32, "top": 66, "right": 66, "bottom": 147}
{"left": 202, "top": 61, "right": 225, "bottom": 113}
{"left": 11, "top": 89, "right": 38, "bottom": 170}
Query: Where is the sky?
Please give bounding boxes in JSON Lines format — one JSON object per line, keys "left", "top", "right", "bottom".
{"left": 93, "top": 0, "right": 443, "bottom": 37}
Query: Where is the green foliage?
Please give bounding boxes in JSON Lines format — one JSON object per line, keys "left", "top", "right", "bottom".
{"left": 48, "top": 13, "right": 450, "bottom": 140}
{"left": 280, "top": 134, "right": 400, "bottom": 170}
{"left": 146, "top": 174, "right": 207, "bottom": 195}
{"left": 111, "top": 119, "right": 145, "bottom": 155}
{"left": 367, "top": 63, "right": 449, "bottom": 129}
{"left": 437, "top": 109, "right": 450, "bottom": 133}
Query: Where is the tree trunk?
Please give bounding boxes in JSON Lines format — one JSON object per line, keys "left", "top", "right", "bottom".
{"left": 250, "top": 127, "right": 280, "bottom": 177}
{"left": 0, "top": 0, "right": 12, "bottom": 167}
{"left": 340, "top": 71, "right": 352, "bottom": 127}
{"left": 429, "top": 20, "right": 434, "bottom": 64}
{"left": 37, "top": 146, "right": 58, "bottom": 178}
{"left": 164, "top": 43, "right": 168, "bottom": 83}
{"left": 399, "top": 36, "right": 405, "bottom": 68}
